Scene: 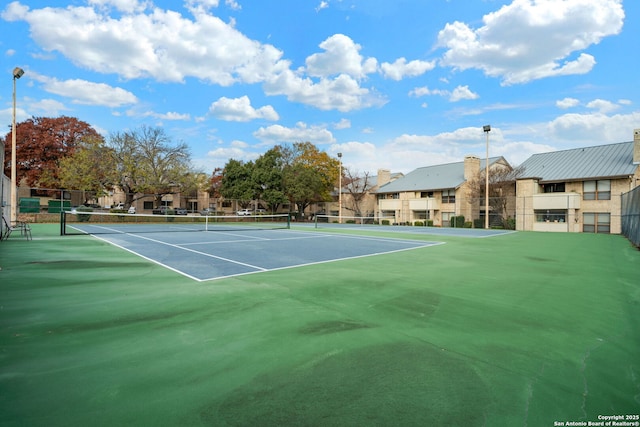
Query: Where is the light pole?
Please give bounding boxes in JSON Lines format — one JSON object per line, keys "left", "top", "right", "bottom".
{"left": 483, "top": 125, "right": 491, "bottom": 229}
{"left": 11, "top": 67, "right": 25, "bottom": 224}
{"left": 337, "top": 153, "right": 342, "bottom": 223}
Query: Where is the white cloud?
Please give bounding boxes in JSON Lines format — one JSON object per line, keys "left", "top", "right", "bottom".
{"left": 437, "top": 0, "right": 624, "bottom": 85}
{"left": 264, "top": 69, "right": 386, "bottom": 112}
{"left": 380, "top": 57, "right": 435, "bottom": 81}
{"left": 34, "top": 75, "right": 138, "bottom": 107}
{"left": 449, "top": 85, "right": 479, "bottom": 102}
{"left": 29, "top": 98, "right": 69, "bottom": 116}
{"left": 305, "top": 34, "right": 378, "bottom": 79}
{"left": 334, "top": 118, "right": 351, "bottom": 130}
{"left": 209, "top": 96, "right": 279, "bottom": 122}
{"left": 409, "top": 85, "right": 477, "bottom": 102}
{"left": 548, "top": 111, "right": 640, "bottom": 144}
{"left": 88, "top": 0, "right": 151, "bottom": 14}
{"left": 253, "top": 122, "right": 335, "bottom": 144}
{"left": 586, "top": 99, "right": 619, "bottom": 113}
{"left": 316, "top": 1, "right": 329, "bottom": 12}
{"left": 2, "top": 2, "right": 287, "bottom": 85}
{"left": 556, "top": 97, "right": 580, "bottom": 109}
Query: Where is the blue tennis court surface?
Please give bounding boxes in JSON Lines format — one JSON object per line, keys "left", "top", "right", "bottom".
{"left": 76, "top": 227, "right": 440, "bottom": 281}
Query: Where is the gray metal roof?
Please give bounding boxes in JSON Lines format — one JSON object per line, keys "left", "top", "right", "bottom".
{"left": 376, "top": 157, "right": 502, "bottom": 193}
{"left": 518, "top": 141, "right": 637, "bottom": 182}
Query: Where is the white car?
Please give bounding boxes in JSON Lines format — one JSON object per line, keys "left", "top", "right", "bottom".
{"left": 128, "top": 206, "right": 136, "bottom": 214}
{"left": 236, "top": 209, "right": 252, "bottom": 216}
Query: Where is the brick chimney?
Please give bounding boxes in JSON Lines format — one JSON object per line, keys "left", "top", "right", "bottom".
{"left": 464, "top": 155, "right": 481, "bottom": 180}
{"left": 634, "top": 128, "right": 640, "bottom": 164}
{"left": 377, "top": 169, "right": 391, "bottom": 187}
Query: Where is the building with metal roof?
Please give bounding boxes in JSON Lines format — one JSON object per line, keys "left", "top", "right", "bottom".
{"left": 375, "top": 156, "right": 512, "bottom": 226}
{"left": 516, "top": 133, "right": 640, "bottom": 234}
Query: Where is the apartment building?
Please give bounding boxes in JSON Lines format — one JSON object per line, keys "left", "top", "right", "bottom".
{"left": 516, "top": 131, "right": 640, "bottom": 233}
{"left": 375, "top": 156, "right": 512, "bottom": 226}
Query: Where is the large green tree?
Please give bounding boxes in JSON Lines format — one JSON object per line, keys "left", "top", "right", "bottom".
{"left": 252, "top": 147, "right": 287, "bottom": 213}
{"left": 2, "top": 116, "right": 102, "bottom": 188}
{"left": 108, "top": 126, "right": 192, "bottom": 208}
{"left": 220, "top": 159, "right": 255, "bottom": 208}
{"left": 280, "top": 142, "right": 340, "bottom": 217}
{"left": 58, "top": 136, "right": 118, "bottom": 204}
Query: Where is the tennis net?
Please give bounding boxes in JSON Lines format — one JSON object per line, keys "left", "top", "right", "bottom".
{"left": 61, "top": 210, "right": 290, "bottom": 235}
{"left": 314, "top": 214, "right": 394, "bottom": 228}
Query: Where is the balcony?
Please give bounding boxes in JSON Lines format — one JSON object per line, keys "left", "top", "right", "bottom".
{"left": 409, "top": 198, "right": 439, "bottom": 211}
{"left": 532, "top": 192, "right": 581, "bottom": 210}
{"left": 379, "top": 199, "right": 401, "bottom": 210}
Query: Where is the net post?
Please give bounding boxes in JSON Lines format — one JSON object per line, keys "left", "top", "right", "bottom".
{"left": 205, "top": 215, "right": 209, "bottom": 231}
{"left": 314, "top": 214, "right": 318, "bottom": 229}
{"left": 60, "top": 209, "right": 66, "bottom": 236}
{"left": 287, "top": 213, "right": 291, "bottom": 229}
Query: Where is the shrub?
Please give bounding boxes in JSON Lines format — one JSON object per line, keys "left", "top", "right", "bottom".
{"left": 414, "top": 221, "right": 424, "bottom": 227}
{"left": 75, "top": 206, "right": 93, "bottom": 222}
{"left": 427, "top": 220, "right": 434, "bottom": 227}
{"left": 473, "top": 219, "right": 484, "bottom": 229}
{"left": 504, "top": 217, "right": 516, "bottom": 230}
{"left": 381, "top": 219, "right": 390, "bottom": 225}
{"left": 450, "top": 215, "right": 465, "bottom": 228}
{"left": 464, "top": 221, "right": 473, "bottom": 228}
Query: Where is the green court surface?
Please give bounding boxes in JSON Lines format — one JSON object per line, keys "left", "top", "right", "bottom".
{"left": 1, "top": 224, "right": 639, "bottom": 426}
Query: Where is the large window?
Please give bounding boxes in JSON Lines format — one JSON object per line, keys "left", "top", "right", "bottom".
{"left": 583, "top": 180, "right": 611, "bottom": 200}
{"left": 583, "top": 213, "right": 610, "bottom": 233}
{"left": 535, "top": 210, "right": 566, "bottom": 223}
{"left": 442, "top": 189, "right": 455, "bottom": 204}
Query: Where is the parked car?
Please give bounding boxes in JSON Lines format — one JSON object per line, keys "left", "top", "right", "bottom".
{"left": 200, "top": 208, "right": 216, "bottom": 216}
{"left": 152, "top": 206, "right": 173, "bottom": 215}
{"left": 174, "top": 208, "right": 188, "bottom": 215}
{"left": 127, "top": 206, "right": 136, "bottom": 214}
{"left": 236, "top": 209, "right": 252, "bottom": 216}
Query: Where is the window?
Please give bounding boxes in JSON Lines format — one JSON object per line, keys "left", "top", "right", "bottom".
{"left": 392, "top": 193, "right": 400, "bottom": 200}
{"left": 143, "top": 201, "right": 154, "bottom": 210}
{"left": 583, "top": 213, "right": 610, "bottom": 233}
{"left": 543, "top": 182, "right": 565, "bottom": 193}
{"left": 442, "top": 189, "right": 455, "bottom": 204}
{"left": 420, "top": 191, "right": 433, "bottom": 198}
{"left": 583, "top": 180, "right": 611, "bottom": 200}
{"left": 535, "top": 210, "right": 566, "bottom": 223}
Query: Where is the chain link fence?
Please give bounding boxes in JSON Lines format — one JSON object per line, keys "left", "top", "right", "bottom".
{"left": 621, "top": 186, "right": 640, "bottom": 248}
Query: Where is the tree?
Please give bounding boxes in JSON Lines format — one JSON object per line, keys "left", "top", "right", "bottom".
{"left": 342, "top": 168, "right": 373, "bottom": 216}
{"left": 58, "top": 136, "right": 118, "bottom": 204}
{"left": 220, "top": 159, "right": 255, "bottom": 208}
{"left": 253, "top": 148, "right": 287, "bottom": 213}
{"left": 108, "top": 126, "right": 192, "bottom": 208}
{"left": 3, "top": 116, "right": 102, "bottom": 188}
{"left": 280, "top": 142, "right": 339, "bottom": 217}
{"left": 467, "top": 163, "right": 523, "bottom": 228}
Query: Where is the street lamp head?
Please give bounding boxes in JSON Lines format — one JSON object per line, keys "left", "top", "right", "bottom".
{"left": 337, "top": 152, "right": 342, "bottom": 158}
{"left": 13, "top": 67, "right": 25, "bottom": 79}
{"left": 483, "top": 125, "right": 491, "bottom": 133}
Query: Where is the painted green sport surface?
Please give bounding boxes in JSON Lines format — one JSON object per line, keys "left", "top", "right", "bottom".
{"left": 1, "top": 225, "right": 639, "bottom": 426}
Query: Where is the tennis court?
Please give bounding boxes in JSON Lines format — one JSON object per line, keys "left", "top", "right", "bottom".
{"left": 69, "top": 223, "right": 439, "bottom": 281}
{"left": 1, "top": 223, "right": 639, "bottom": 426}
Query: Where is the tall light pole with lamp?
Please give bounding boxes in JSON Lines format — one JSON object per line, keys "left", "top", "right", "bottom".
{"left": 11, "top": 67, "right": 25, "bottom": 224}
{"left": 483, "top": 125, "right": 491, "bottom": 229}
{"left": 337, "top": 153, "right": 342, "bottom": 224}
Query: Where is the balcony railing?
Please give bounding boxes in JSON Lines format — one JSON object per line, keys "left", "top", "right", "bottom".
{"left": 532, "top": 192, "right": 581, "bottom": 210}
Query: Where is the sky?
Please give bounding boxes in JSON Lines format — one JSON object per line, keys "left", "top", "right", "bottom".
{"left": 1, "top": 0, "right": 639, "bottom": 176}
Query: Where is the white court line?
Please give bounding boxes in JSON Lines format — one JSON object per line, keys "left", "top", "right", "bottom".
{"left": 70, "top": 225, "right": 268, "bottom": 278}
{"left": 198, "top": 241, "right": 445, "bottom": 282}
{"left": 70, "top": 225, "right": 443, "bottom": 282}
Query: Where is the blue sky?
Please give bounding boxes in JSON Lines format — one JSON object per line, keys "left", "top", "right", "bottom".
{"left": 1, "top": 0, "right": 638, "bottom": 175}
